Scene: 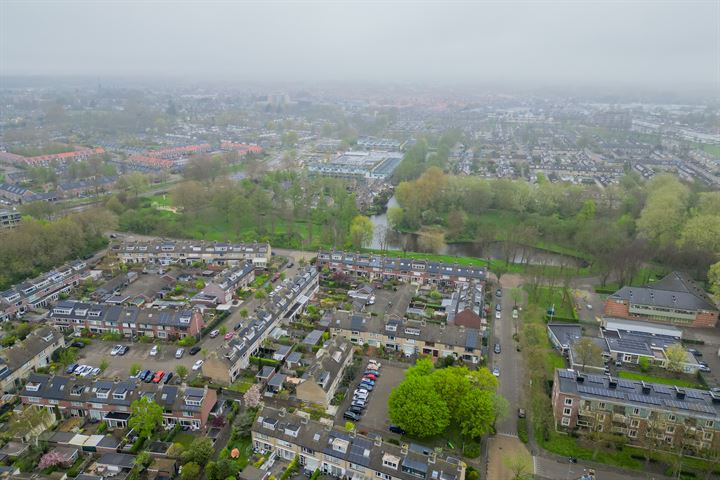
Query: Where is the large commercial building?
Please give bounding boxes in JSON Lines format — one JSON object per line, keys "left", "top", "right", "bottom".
{"left": 552, "top": 369, "right": 720, "bottom": 455}
{"left": 316, "top": 251, "right": 486, "bottom": 286}
{"left": 202, "top": 266, "right": 319, "bottom": 383}
{"left": 308, "top": 151, "right": 403, "bottom": 180}
{"left": 604, "top": 272, "right": 718, "bottom": 328}
{"left": 252, "top": 406, "right": 466, "bottom": 480}
{"left": 116, "top": 240, "right": 271, "bottom": 268}
{"left": 19, "top": 374, "right": 217, "bottom": 431}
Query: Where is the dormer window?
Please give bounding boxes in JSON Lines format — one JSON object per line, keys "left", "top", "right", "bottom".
{"left": 113, "top": 390, "right": 127, "bottom": 400}
{"left": 382, "top": 453, "right": 399, "bottom": 470}
{"left": 53, "top": 307, "right": 73, "bottom": 315}
{"left": 184, "top": 395, "right": 202, "bottom": 407}
{"left": 96, "top": 388, "right": 110, "bottom": 399}
{"left": 26, "top": 382, "right": 41, "bottom": 392}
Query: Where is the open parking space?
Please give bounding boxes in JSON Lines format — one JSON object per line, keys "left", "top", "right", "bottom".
{"left": 365, "top": 284, "right": 415, "bottom": 318}
{"left": 335, "top": 362, "right": 407, "bottom": 434}
{"left": 77, "top": 340, "right": 201, "bottom": 380}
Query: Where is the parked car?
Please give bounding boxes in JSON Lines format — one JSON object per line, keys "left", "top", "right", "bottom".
{"left": 699, "top": 365, "right": 711, "bottom": 373}
{"left": 139, "top": 369, "right": 151, "bottom": 381}
{"left": 518, "top": 408, "right": 526, "bottom": 418}
{"left": 495, "top": 303, "right": 502, "bottom": 312}
{"left": 163, "top": 372, "right": 174, "bottom": 384}
{"left": 152, "top": 371, "right": 165, "bottom": 383}
{"left": 367, "top": 361, "right": 381, "bottom": 369}
{"left": 118, "top": 345, "right": 129, "bottom": 355}
{"left": 512, "top": 309, "right": 519, "bottom": 319}
{"left": 343, "top": 410, "right": 361, "bottom": 421}
{"left": 233, "top": 323, "right": 242, "bottom": 331}
{"left": 224, "top": 332, "right": 234, "bottom": 340}
{"left": 189, "top": 346, "right": 201, "bottom": 356}
{"left": 150, "top": 345, "right": 159, "bottom": 356}
{"left": 496, "top": 288, "right": 502, "bottom": 297}
{"left": 492, "top": 367, "right": 500, "bottom": 377}
{"left": 389, "top": 425, "right": 406, "bottom": 435}
{"left": 495, "top": 311, "right": 501, "bottom": 320}
{"left": 210, "top": 330, "right": 220, "bottom": 338}
{"left": 66, "top": 363, "right": 79, "bottom": 374}
{"left": 70, "top": 341, "right": 85, "bottom": 349}
{"left": 348, "top": 406, "right": 364, "bottom": 416}
{"left": 494, "top": 343, "right": 501, "bottom": 354}
{"left": 364, "top": 374, "right": 377, "bottom": 381}
{"left": 90, "top": 367, "right": 101, "bottom": 377}
{"left": 110, "top": 345, "right": 124, "bottom": 356}
{"left": 80, "top": 366, "right": 94, "bottom": 377}
{"left": 192, "top": 360, "right": 204, "bottom": 371}
{"left": 175, "top": 348, "right": 185, "bottom": 359}
{"left": 359, "top": 383, "right": 374, "bottom": 391}
{"left": 688, "top": 348, "right": 702, "bottom": 357}
{"left": 351, "top": 400, "right": 366, "bottom": 409}
{"left": 360, "top": 378, "right": 375, "bottom": 386}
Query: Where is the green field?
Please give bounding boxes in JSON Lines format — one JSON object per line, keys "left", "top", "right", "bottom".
{"left": 524, "top": 285, "right": 577, "bottom": 320}
{"left": 699, "top": 143, "right": 720, "bottom": 159}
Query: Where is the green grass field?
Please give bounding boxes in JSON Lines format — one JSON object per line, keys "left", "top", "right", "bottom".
{"left": 525, "top": 285, "right": 577, "bottom": 320}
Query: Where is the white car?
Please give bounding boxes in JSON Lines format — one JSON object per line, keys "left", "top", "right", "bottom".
{"left": 492, "top": 367, "right": 500, "bottom": 377}
{"left": 150, "top": 345, "right": 159, "bottom": 356}
{"left": 90, "top": 367, "right": 101, "bottom": 377}
{"left": 175, "top": 348, "right": 185, "bottom": 359}
{"left": 209, "top": 330, "right": 220, "bottom": 338}
{"left": 512, "top": 309, "right": 519, "bottom": 319}
{"left": 495, "top": 311, "right": 501, "bottom": 320}
{"left": 192, "top": 360, "right": 204, "bottom": 371}
{"left": 80, "top": 366, "right": 94, "bottom": 377}
{"left": 368, "top": 361, "right": 381, "bottom": 369}
{"left": 110, "top": 345, "right": 123, "bottom": 356}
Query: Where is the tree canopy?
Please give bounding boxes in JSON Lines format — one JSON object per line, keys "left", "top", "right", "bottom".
{"left": 128, "top": 397, "right": 163, "bottom": 439}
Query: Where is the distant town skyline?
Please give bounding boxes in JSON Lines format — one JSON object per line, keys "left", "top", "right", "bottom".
{"left": 1, "top": 1, "right": 718, "bottom": 92}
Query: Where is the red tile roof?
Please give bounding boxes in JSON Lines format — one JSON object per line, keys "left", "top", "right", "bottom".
{"left": 220, "top": 141, "right": 263, "bottom": 155}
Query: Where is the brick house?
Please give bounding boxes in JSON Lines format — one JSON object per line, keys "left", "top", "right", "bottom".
{"left": 604, "top": 272, "right": 718, "bottom": 328}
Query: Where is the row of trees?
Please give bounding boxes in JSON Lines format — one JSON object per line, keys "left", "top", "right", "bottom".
{"left": 115, "top": 171, "right": 362, "bottom": 250}
{"left": 388, "top": 358, "right": 507, "bottom": 439}
{"left": 0, "top": 208, "right": 116, "bottom": 290}
{"left": 390, "top": 169, "right": 720, "bottom": 282}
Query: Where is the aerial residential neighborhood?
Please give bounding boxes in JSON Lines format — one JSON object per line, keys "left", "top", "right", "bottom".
{"left": 0, "top": 2, "right": 718, "bottom": 480}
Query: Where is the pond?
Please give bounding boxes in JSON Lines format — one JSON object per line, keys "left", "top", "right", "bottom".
{"left": 369, "top": 196, "right": 587, "bottom": 268}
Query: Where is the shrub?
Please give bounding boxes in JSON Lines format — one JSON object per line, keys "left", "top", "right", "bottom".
{"left": 97, "top": 421, "right": 108, "bottom": 433}
{"left": 517, "top": 418, "right": 528, "bottom": 443}
{"left": 463, "top": 442, "right": 481, "bottom": 458}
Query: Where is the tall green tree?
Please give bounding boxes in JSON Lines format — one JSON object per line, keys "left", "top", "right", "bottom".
{"left": 128, "top": 397, "right": 163, "bottom": 439}
{"left": 349, "top": 215, "right": 374, "bottom": 249}
{"left": 388, "top": 376, "right": 450, "bottom": 438}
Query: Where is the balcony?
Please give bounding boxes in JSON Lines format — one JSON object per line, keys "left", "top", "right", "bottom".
{"left": 612, "top": 414, "right": 626, "bottom": 423}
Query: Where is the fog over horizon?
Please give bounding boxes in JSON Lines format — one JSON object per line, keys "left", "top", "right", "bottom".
{"left": 1, "top": 1, "right": 718, "bottom": 93}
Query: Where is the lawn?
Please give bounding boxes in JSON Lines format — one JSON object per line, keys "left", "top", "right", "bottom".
{"left": 617, "top": 371, "right": 702, "bottom": 389}
{"left": 524, "top": 285, "right": 577, "bottom": 320}
{"left": 225, "top": 436, "right": 253, "bottom": 469}
{"left": 174, "top": 432, "right": 196, "bottom": 448}
{"left": 227, "top": 380, "right": 254, "bottom": 393}
{"left": 548, "top": 352, "right": 566, "bottom": 370}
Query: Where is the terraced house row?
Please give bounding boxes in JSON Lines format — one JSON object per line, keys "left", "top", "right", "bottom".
{"left": 553, "top": 369, "right": 720, "bottom": 455}
{"left": 203, "top": 266, "right": 320, "bottom": 383}
{"left": 0, "top": 260, "right": 90, "bottom": 321}
{"left": 19, "top": 374, "right": 217, "bottom": 430}
{"left": 252, "top": 406, "right": 466, "bottom": 480}
{"left": 49, "top": 301, "right": 205, "bottom": 339}
{"left": 316, "top": 251, "right": 486, "bottom": 286}
{"left": 116, "top": 240, "right": 271, "bottom": 268}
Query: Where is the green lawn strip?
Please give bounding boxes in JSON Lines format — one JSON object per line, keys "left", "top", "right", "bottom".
{"left": 617, "top": 371, "right": 701, "bottom": 389}
{"left": 174, "top": 432, "right": 195, "bottom": 448}
{"left": 524, "top": 285, "right": 576, "bottom": 319}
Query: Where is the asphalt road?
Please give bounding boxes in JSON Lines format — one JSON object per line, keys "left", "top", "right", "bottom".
{"left": 490, "top": 277, "right": 524, "bottom": 437}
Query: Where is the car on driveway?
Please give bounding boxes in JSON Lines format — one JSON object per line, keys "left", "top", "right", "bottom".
{"left": 492, "top": 367, "right": 500, "bottom": 377}
{"left": 192, "top": 360, "right": 204, "bottom": 371}
{"left": 210, "top": 330, "right": 220, "bottom": 338}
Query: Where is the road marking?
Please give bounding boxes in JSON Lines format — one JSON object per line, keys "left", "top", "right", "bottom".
{"left": 533, "top": 456, "right": 537, "bottom": 474}
{"left": 495, "top": 432, "right": 518, "bottom": 438}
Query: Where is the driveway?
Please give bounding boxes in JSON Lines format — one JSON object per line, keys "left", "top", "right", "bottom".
{"left": 77, "top": 340, "right": 201, "bottom": 380}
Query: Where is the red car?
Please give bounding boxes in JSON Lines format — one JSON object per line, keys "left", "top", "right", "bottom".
{"left": 364, "top": 374, "right": 377, "bottom": 381}
{"left": 224, "top": 332, "right": 234, "bottom": 340}
{"left": 152, "top": 370, "right": 165, "bottom": 383}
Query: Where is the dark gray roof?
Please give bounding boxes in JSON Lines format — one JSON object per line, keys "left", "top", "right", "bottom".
{"left": 303, "top": 329, "right": 324, "bottom": 345}
{"left": 547, "top": 323, "right": 582, "bottom": 348}
{"left": 609, "top": 272, "right": 717, "bottom": 312}
{"left": 556, "top": 369, "right": 720, "bottom": 420}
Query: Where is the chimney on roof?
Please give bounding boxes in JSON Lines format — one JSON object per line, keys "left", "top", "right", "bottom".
{"left": 641, "top": 381, "right": 651, "bottom": 394}
{"left": 576, "top": 374, "right": 585, "bottom": 383}
{"left": 608, "top": 377, "right": 617, "bottom": 389}
{"left": 674, "top": 386, "right": 685, "bottom": 400}
{"left": 711, "top": 393, "right": 720, "bottom": 404}
{"left": 374, "top": 436, "right": 382, "bottom": 447}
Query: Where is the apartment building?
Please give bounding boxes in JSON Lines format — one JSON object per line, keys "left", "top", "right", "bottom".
{"left": 48, "top": 301, "right": 204, "bottom": 339}
{"left": 552, "top": 369, "right": 720, "bottom": 455}
{"left": 296, "top": 338, "right": 354, "bottom": 408}
{"left": 203, "top": 266, "right": 319, "bottom": 383}
{"left": 0, "top": 327, "right": 65, "bottom": 393}
{"left": 192, "top": 262, "right": 255, "bottom": 306}
{"left": 0, "top": 209, "right": 21, "bottom": 229}
{"left": 252, "top": 407, "right": 465, "bottom": 480}
{"left": 330, "top": 313, "right": 482, "bottom": 364}
{"left": 605, "top": 272, "right": 718, "bottom": 328}
{"left": 316, "top": 251, "right": 486, "bottom": 286}
{"left": 19, "top": 374, "right": 217, "bottom": 431}
{"left": 116, "top": 240, "right": 271, "bottom": 268}
{"left": 0, "top": 260, "right": 89, "bottom": 320}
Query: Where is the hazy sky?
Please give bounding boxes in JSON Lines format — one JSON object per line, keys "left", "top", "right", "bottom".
{"left": 1, "top": 0, "right": 718, "bottom": 90}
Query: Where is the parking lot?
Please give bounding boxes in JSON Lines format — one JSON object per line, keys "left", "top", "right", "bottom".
{"left": 365, "top": 284, "right": 416, "bottom": 318}
{"left": 76, "top": 340, "right": 202, "bottom": 380}
{"left": 335, "top": 362, "right": 407, "bottom": 434}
